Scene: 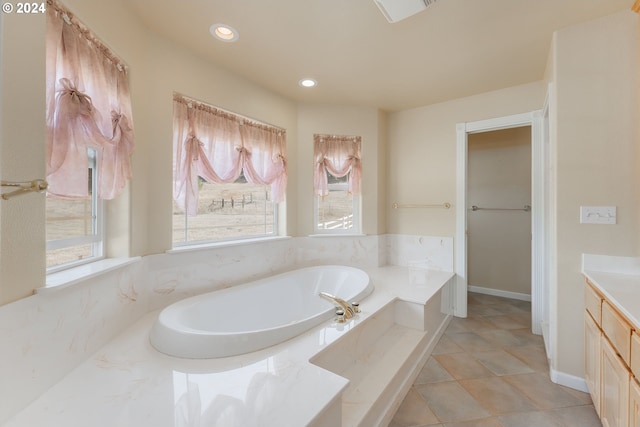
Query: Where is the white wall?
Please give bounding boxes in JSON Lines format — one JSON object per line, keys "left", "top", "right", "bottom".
{"left": 0, "top": 0, "right": 300, "bottom": 304}
{"left": 551, "top": 10, "right": 639, "bottom": 379}
{"left": 0, "top": 11, "right": 46, "bottom": 303}
{"left": 296, "top": 104, "right": 386, "bottom": 236}
{"left": 467, "top": 127, "right": 532, "bottom": 296}
{"left": 387, "top": 82, "right": 545, "bottom": 238}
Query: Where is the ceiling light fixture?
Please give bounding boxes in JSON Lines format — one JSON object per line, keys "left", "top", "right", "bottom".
{"left": 210, "top": 24, "right": 239, "bottom": 42}
{"left": 299, "top": 78, "right": 317, "bottom": 88}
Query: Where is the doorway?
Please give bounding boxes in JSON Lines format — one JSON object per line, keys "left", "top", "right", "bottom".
{"left": 455, "top": 111, "right": 545, "bottom": 337}
{"left": 467, "top": 127, "right": 532, "bottom": 301}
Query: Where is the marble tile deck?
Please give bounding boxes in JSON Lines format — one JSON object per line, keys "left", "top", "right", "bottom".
{"left": 389, "top": 293, "right": 602, "bottom": 427}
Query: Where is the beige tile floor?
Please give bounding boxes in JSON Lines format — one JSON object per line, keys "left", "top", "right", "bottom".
{"left": 388, "top": 292, "right": 602, "bottom": 427}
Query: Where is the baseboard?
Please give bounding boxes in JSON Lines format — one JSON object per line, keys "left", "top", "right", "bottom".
{"left": 540, "top": 320, "right": 551, "bottom": 359}
{"left": 549, "top": 368, "right": 589, "bottom": 393}
{"left": 468, "top": 285, "right": 531, "bottom": 302}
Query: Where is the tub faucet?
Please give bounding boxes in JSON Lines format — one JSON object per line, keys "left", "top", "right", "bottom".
{"left": 319, "top": 292, "right": 357, "bottom": 319}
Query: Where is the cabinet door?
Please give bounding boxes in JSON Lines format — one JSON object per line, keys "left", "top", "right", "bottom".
{"left": 585, "top": 311, "right": 601, "bottom": 415}
{"left": 630, "top": 377, "right": 640, "bottom": 427}
{"left": 601, "top": 336, "right": 630, "bottom": 427}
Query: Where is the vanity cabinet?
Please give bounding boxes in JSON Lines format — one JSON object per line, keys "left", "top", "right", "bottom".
{"left": 601, "top": 336, "right": 629, "bottom": 427}
{"left": 584, "top": 310, "right": 601, "bottom": 414}
{"left": 630, "top": 377, "right": 640, "bottom": 427}
{"left": 584, "top": 279, "right": 636, "bottom": 427}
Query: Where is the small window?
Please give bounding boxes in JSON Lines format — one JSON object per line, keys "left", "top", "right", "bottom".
{"left": 313, "top": 134, "right": 362, "bottom": 234}
{"left": 173, "top": 172, "right": 276, "bottom": 245}
{"left": 46, "top": 149, "right": 103, "bottom": 270}
{"left": 315, "top": 172, "right": 360, "bottom": 233}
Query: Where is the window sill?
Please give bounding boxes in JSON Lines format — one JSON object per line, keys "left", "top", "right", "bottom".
{"left": 167, "top": 235, "right": 292, "bottom": 254}
{"left": 38, "top": 257, "right": 142, "bottom": 294}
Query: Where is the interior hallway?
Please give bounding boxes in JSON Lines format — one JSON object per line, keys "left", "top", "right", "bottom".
{"left": 389, "top": 293, "right": 601, "bottom": 427}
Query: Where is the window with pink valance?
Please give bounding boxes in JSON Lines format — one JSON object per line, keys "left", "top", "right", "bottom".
{"left": 45, "top": 0, "right": 135, "bottom": 200}
{"left": 313, "top": 134, "right": 362, "bottom": 233}
{"left": 173, "top": 94, "right": 287, "bottom": 217}
{"left": 45, "top": 0, "right": 134, "bottom": 270}
{"left": 313, "top": 134, "right": 362, "bottom": 197}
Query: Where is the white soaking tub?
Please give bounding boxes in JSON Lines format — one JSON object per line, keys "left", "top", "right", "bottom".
{"left": 149, "top": 265, "right": 373, "bottom": 358}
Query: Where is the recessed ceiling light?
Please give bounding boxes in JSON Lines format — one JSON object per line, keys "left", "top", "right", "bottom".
{"left": 210, "top": 24, "right": 239, "bottom": 42}
{"left": 299, "top": 78, "right": 317, "bottom": 88}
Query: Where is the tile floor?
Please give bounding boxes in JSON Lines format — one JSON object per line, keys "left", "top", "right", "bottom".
{"left": 388, "top": 292, "right": 602, "bottom": 427}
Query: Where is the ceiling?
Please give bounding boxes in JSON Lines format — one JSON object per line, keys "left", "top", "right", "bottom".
{"left": 126, "top": 0, "right": 632, "bottom": 112}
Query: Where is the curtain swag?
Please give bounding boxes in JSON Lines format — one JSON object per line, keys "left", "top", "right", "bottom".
{"left": 173, "top": 94, "right": 288, "bottom": 216}
{"left": 313, "top": 134, "right": 362, "bottom": 198}
{"left": 46, "top": 0, "right": 135, "bottom": 200}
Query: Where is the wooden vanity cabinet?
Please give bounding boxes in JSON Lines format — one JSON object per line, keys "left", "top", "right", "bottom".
{"left": 584, "top": 310, "right": 601, "bottom": 414}
{"left": 584, "top": 280, "right": 635, "bottom": 427}
{"left": 601, "top": 336, "right": 630, "bottom": 427}
{"left": 630, "top": 376, "right": 640, "bottom": 427}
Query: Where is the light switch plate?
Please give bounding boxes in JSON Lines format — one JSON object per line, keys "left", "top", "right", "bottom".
{"left": 580, "top": 206, "right": 616, "bottom": 224}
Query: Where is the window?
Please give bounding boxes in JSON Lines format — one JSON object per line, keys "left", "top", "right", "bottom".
{"left": 46, "top": 149, "right": 103, "bottom": 270}
{"left": 45, "top": 1, "right": 135, "bottom": 271}
{"left": 172, "top": 94, "right": 287, "bottom": 246}
{"left": 46, "top": 0, "right": 134, "bottom": 272}
{"left": 313, "top": 134, "right": 362, "bottom": 234}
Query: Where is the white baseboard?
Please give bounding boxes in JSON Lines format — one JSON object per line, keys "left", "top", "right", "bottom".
{"left": 550, "top": 368, "right": 589, "bottom": 393}
{"left": 468, "top": 285, "right": 531, "bottom": 302}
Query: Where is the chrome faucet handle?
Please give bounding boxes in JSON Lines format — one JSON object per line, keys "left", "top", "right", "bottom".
{"left": 351, "top": 302, "right": 360, "bottom": 313}
{"left": 335, "top": 308, "right": 346, "bottom": 323}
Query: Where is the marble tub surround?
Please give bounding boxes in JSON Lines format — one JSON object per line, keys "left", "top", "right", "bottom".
{"left": 0, "top": 233, "right": 453, "bottom": 424}
{"left": 0, "top": 259, "right": 146, "bottom": 425}
{"left": 5, "top": 266, "right": 454, "bottom": 427}
{"left": 385, "top": 235, "right": 454, "bottom": 271}
{"left": 582, "top": 253, "right": 640, "bottom": 328}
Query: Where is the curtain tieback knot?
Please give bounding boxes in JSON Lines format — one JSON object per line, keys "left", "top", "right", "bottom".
{"left": 276, "top": 153, "right": 287, "bottom": 168}
{"left": 187, "top": 135, "right": 203, "bottom": 161}
{"left": 58, "top": 78, "right": 94, "bottom": 112}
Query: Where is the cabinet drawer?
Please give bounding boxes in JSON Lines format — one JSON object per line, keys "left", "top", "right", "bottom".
{"left": 602, "top": 300, "right": 632, "bottom": 365}
{"left": 585, "top": 281, "right": 603, "bottom": 326}
{"left": 632, "top": 331, "right": 640, "bottom": 378}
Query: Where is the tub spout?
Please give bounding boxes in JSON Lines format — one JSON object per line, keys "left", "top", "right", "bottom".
{"left": 319, "top": 292, "right": 356, "bottom": 319}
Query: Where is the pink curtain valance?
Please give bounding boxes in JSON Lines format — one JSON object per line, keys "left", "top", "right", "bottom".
{"left": 313, "top": 134, "right": 362, "bottom": 197}
{"left": 173, "top": 94, "right": 287, "bottom": 216}
{"left": 46, "top": 0, "right": 134, "bottom": 200}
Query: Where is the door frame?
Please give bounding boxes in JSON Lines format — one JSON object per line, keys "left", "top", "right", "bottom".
{"left": 455, "top": 111, "right": 544, "bottom": 335}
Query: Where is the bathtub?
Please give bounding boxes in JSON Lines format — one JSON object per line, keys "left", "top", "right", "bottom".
{"left": 149, "top": 265, "right": 373, "bottom": 358}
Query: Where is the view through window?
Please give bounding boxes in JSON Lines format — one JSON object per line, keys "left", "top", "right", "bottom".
{"left": 46, "top": 149, "right": 103, "bottom": 269}
{"left": 173, "top": 172, "right": 275, "bottom": 244}
{"left": 316, "top": 172, "right": 358, "bottom": 232}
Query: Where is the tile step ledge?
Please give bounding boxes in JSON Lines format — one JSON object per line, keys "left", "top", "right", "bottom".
{"left": 312, "top": 297, "right": 451, "bottom": 427}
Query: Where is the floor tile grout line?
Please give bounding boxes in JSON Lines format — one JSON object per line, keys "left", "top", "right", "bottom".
{"left": 389, "top": 293, "right": 601, "bottom": 427}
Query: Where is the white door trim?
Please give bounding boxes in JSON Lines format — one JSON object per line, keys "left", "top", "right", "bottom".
{"left": 455, "top": 111, "right": 544, "bottom": 332}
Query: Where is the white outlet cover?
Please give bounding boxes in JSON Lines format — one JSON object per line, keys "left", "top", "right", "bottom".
{"left": 580, "top": 206, "right": 616, "bottom": 224}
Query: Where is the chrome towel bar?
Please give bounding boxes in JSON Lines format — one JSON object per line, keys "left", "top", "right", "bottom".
{"left": 392, "top": 202, "right": 451, "bottom": 209}
{"left": 471, "top": 205, "right": 531, "bottom": 212}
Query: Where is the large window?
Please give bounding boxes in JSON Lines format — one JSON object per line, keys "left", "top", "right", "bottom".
{"left": 172, "top": 94, "right": 287, "bottom": 246}
{"left": 313, "top": 134, "right": 362, "bottom": 234}
{"left": 46, "top": 149, "right": 103, "bottom": 270}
